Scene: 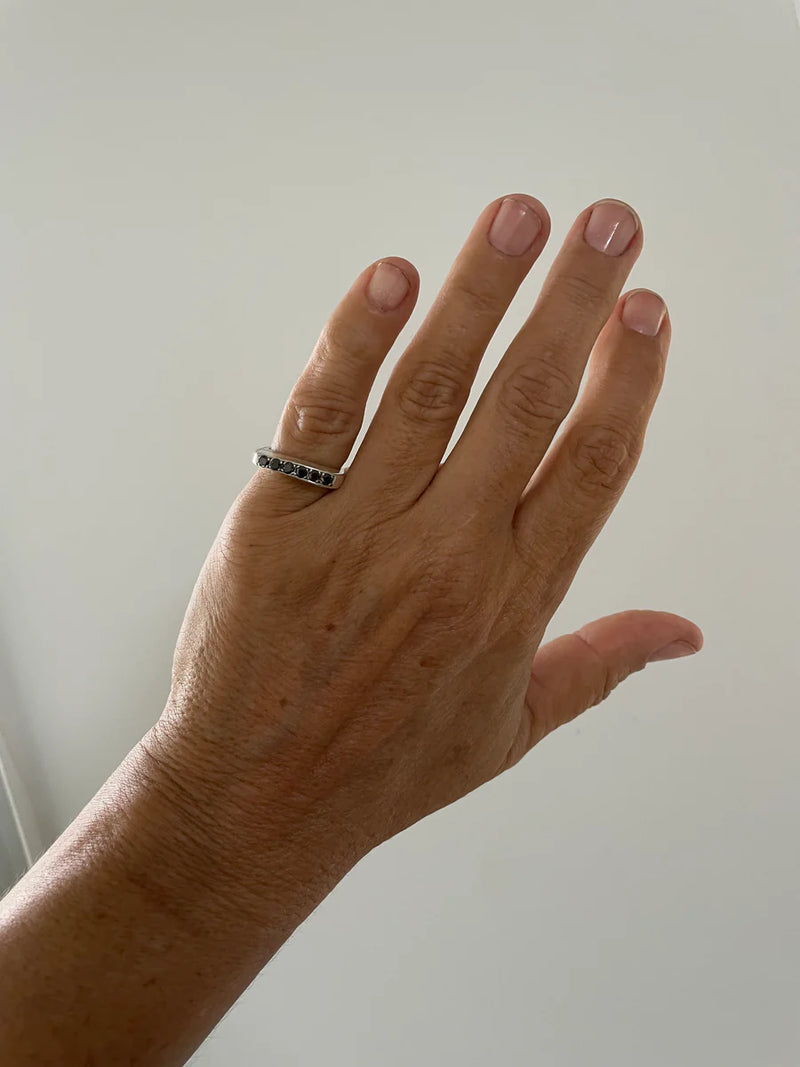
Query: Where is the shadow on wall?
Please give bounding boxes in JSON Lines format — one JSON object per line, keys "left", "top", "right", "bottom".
{"left": 0, "top": 632, "right": 50, "bottom": 894}
{"left": 0, "top": 761, "right": 30, "bottom": 894}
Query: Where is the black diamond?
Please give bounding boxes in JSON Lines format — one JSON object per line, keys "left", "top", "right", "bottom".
{"left": 257, "top": 455, "right": 269, "bottom": 467}
{"left": 269, "top": 457, "right": 282, "bottom": 470}
{"left": 296, "top": 465, "right": 308, "bottom": 478}
{"left": 282, "top": 461, "right": 295, "bottom": 474}
{"left": 320, "top": 472, "right": 333, "bottom": 486}
{"left": 308, "top": 469, "right": 321, "bottom": 482}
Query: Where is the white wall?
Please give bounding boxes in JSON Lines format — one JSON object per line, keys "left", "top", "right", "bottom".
{"left": 1, "top": 1, "right": 799, "bottom": 1063}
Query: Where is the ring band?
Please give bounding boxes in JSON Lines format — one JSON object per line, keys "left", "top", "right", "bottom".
{"left": 252, "top": 447, "right": 346, "bottom": 490}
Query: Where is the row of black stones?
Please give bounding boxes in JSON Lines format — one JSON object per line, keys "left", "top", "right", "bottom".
{"left": 257, "top": 454, "right": 334, "bottom": 487}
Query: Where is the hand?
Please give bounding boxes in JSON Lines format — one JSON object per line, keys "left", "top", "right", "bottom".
{"left": 147, "top": 193, "right": 702, "bottom": 915}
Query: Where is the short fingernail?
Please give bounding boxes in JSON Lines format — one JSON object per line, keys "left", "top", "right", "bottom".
{"left": 488, "top": 198, "right": 543, "bottom": 256}
{"left": 622, "top": 290, "right": 667, "bottom": 336}
{"left": 584, "top": 199, "right": 640, "bottom": 257}
{"left": 647, "top": 640, "right": 700, "bottom": 664}
{"left": 367, "top": 261, "right": 410, "bottom": 311}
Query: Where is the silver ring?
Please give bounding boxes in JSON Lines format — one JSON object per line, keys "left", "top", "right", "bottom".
{"left": 252, "top": 447, "right": 346, "bottom": 490}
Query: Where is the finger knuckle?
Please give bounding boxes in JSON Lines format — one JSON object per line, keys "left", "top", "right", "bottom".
{"left": 286, "top": 384, "right": 360, "bottom": 440}
{"left": 394, "top": 358, "right": 468, "bottom": 424}
{"left": 451, "top": 277, "right": 503, "bottom": 320}
{"left": 560, "top": 270, "right": 609, "bottom": 315}
{"left": 496, "top": 356, "right": 575, "bottom": 434}
{"left": 318, "top": 318, "right": 368, "bottom": 369}
{"left": 570, "top": 420, "right": 640, "bottom": 494}
{"left": 569, "top": 632, "right": 614, "bottom": 707}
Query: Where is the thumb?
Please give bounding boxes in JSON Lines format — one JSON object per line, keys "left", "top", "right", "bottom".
{"left": 524, "top": 609, "right": 704, "bottom": 747}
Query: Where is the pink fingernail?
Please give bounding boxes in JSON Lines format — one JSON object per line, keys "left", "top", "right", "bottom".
{"left": 488, "top": 198, "right": 543, "bottom": 257}
{"left": 622, "top": 290, "right": 667, "bottom": 336}
{"left": 367, "top": 262, "right": 410, "bottom": 311}
{"left": 584, "top": 199, "right": 639, "bottom": 257}
{"left": 647, "top": 640, "right": 699, "bottom": 664}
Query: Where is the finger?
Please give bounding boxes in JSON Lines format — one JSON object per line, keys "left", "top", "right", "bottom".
{"left": 512, "top": 288, "right": 670, "bottom": 611}
{"left": 509, "top": 610, "right": 704, "bottom": 757}
{"left": 347, "top": 194, "right": 551, "bottom": 507}
{"left": 253, "top": 256, "right": 419, "bottom": 513}
{"left": 432, "top": 198, "right": 642, "bottom": 514}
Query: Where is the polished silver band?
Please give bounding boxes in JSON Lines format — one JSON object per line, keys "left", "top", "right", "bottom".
{"left": 252, "top": 447, "right": 346, "bottom": 489}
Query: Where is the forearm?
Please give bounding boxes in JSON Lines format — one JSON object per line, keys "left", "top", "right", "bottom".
{"left": 0, "top": 714, "right": 354, "bottom": 1066}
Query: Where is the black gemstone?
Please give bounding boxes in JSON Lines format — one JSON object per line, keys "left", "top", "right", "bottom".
{"left": 269, "top": 457, "right": 282, "bottom": 470}
{"left": 308, "top": 469, "right": 321, "bottom": 482}
{"left": 282, "top": 461, "right": 295, "bottom": 474}
{"left": 257, "top": 454, "right": 269, "bottom": 467}
{"left": 321, "top": 472, "right": 333, "bottom": 486}
{"left": 296, "top": 465, "right": 308, "bottom": 478}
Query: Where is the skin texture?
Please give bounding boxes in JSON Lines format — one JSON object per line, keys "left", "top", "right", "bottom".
{"left": 0, "top": 193, "right": 703, "bottom": 1065}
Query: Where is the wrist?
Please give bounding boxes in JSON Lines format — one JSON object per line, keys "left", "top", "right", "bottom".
{"left": 0, "top": 711, "right": 350, "bottom": 1066}
{"left": 103, "top": 713, "right": 359, "bottom": 954}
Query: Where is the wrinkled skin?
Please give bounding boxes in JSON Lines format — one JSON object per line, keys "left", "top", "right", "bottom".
{"left": 145, "top": 193, "right": 702, "bottom": 908}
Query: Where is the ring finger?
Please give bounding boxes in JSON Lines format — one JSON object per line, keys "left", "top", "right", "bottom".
{"left": 253, "top": 255, "right": 419, "bottom": 512}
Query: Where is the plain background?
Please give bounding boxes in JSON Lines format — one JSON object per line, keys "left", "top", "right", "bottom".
{"left": 2, "top": 0, "right": 800, "bottom": 1063}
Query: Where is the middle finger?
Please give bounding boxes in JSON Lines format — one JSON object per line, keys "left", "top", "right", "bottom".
{"left": 348, "top": 193, "right": 551, "bottom": 504}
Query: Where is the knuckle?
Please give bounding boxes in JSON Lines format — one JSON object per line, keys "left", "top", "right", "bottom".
{"left": 560, "top": 270, "right": 609, "bottom": 315}
{"left": 569, "top": 420, "right": 641, "bottom": 494}
{"left": 572, "top": 633, "right": 615, "bottom": 707}
{"left": 286, "top": 383, "right": 360, "bottom": 440}
{"left": 451, "top": 277, "right": 503, "bottom": 321}
{"left": 394, "top": 358, "right": 468, "bottom": 424}
{"left": 496, "top": 357, "right": 575, "bottom": 434}
{"left": 318, "top": 317, "right": 368, "bottom": 367}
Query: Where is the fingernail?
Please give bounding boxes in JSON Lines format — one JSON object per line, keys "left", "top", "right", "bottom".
{"left": 584, "top": 199, "right": 639, "bottom": 257}
{"left": 367, "top": 262, "right": 410, "bottom": 311}
{"left": 622, "top": 290, "right": 667, "bottom": 336}
{"left": 488, "top": 198, "right": 543, "bottom": 257}
{"left": 647, "top": 640, "right": 699, "bottom": 664}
